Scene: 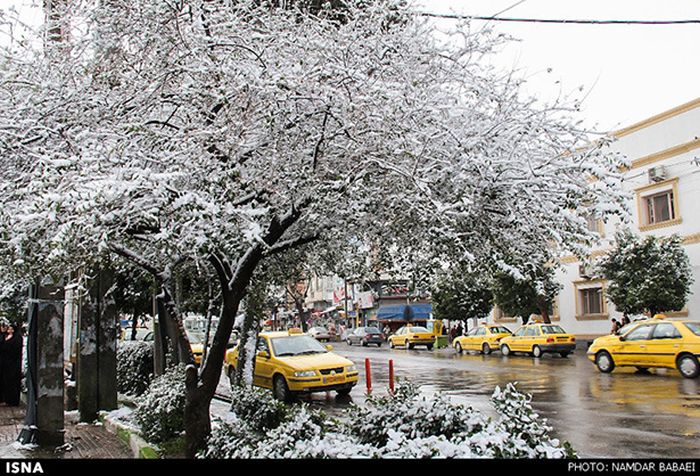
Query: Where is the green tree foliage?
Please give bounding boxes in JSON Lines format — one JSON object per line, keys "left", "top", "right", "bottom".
{"left": 599, "top": 230, "right": 693, "bottom": 317}
{"left": 492, "top": 265, "right": 560, "bottom": 323}
{"left": 112, "top": 266, "right": 155, "bottom": 333}
{"left": 0, "top": 280, "right": 27, "bottom": 326}
{"left": 431, "top": 267, "right": 493, "bottom": 324}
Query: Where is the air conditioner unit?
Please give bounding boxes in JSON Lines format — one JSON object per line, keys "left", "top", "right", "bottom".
{"left": 648, "top": 165, "right": 667, "bottom": 183}
{"left": 578, "top": 263, "right": 594, "bottom": 279}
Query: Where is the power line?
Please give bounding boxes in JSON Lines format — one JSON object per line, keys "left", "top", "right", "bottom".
{"left": 417, "top": 12, "right": 700, "bottom": 26}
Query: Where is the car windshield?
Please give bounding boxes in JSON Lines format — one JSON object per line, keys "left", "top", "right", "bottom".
{"left": 187, "top": 332, "right": 205, "bottom": 344}
{"left": 616, "top": 321, "right": 643, "bottom": 335}
{"left": 490, "top": 326, "right": 511, "bottom": 334}
{"left": 365, "top": 328, "right": 381, "bottom": 334}
{"left": 408, "top": 327, "right": 429, "bottom": 333}
{"left": 683, "top": 322, "right": 700, "bottom": 336}
{"left": 271, "top": 335, "right": 328, "bottom": 357}
{"left": 540, "top": 325, "right": 566, "bottom": 334}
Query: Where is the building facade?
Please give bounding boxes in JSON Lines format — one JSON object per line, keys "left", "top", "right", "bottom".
{"left": 546, "top": 98, "right": 700, "bottom": 340}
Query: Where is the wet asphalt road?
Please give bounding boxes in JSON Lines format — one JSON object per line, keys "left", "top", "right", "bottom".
{"left": 330, "top": 342, "right": 700, "bottom": 458}
{"left": 216, "top": 342, "right": 700, "bottom": 458}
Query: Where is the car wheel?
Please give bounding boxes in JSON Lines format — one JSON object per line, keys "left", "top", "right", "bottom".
{"left": 273, "top": 375, "right": 292, "bottom": 402}
{"left": 362, "top": 341, "right": 368, "bottom": 347}
{"left": 482, "top": 343, "right": 491, "bottom": 355}
{"left": 347, "top": 339, "right": 352, "bottom": 346}
{"left": 389, "top": 339, "right": 395, "bottom": 348}
{"left": 377, "top": 343, "right": 382, "bottom": 348}
{"left": 560, "top": 351, "right": 570, "bottom": 358}
{"left": 595, "top": 351, "right": 615, "bottom": 373}
{"left": 532, "top": 345, "right": 542, "bottom": 358}
{"left": 406, "top": 340, "right": 413, "bottom": 350}
{"left": 426, "top": 344, "right": 433, "bottom": 350}
{"left": 500, "top": 344, "right": 511, "bottom": 356}
{"left": 455, "top": 342, "right": 463, "bottom": 354}
{"left": 677, "top": 354, "right": 700, "bottom": 379}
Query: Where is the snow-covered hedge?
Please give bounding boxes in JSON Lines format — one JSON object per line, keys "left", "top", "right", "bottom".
{"left": 199, "top": 380, "right": 576, "bottom": 459}
{"left": 117, "top": 340, "right": 154, "bottom": 396}
{"left": 134, "top": 365, "right": 186, "bottom": 444}
{"left": 228, "top": 384, "right": 290, "bottom": 432}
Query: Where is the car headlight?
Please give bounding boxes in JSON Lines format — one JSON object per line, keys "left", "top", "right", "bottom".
{"left": 294, "top": 370, "right": 317, "bottom": 377}
{"left": 345, "top": 365, "right": 357, "bottom": 372}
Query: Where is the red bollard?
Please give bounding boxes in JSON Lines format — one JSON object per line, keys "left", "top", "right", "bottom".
{"left": 389, "top": 359, "right": 395, "bottom": 394}
{"left": 365, "top": 358, "right": 372, "bottom": 395}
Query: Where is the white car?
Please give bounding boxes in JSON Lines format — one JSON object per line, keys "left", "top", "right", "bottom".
{"left": 308, "top": 326, "right": 332, "bottom": 342}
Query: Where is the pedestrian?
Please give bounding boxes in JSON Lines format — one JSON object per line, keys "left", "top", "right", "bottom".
{"left": 0, "top": 319, "right": 8, "bottom": 404}
{"left": 621, "top": 315, "right": 630, "bottom": 326}
{"left": 449, "top": 325, "right": 458, "bottom": 342}
{"left": 1, "top": 324, "right": 22, "bottom": 406}
{"left": 610, "top": 318, "right": 620, "bottom": 334}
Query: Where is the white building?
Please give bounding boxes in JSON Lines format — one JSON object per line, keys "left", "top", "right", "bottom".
{"left": 546, "top": 98, "right": 700, "bottom": 341}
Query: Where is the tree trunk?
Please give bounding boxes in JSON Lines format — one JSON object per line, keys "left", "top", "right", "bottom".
{"left": 184, "top": 365, "right": 212, "bottom": 458}
{"left": 295, "top": 298, "right": 307, "bottom": 332}
{"left": 130, "top": 304, "right": 138, "bottom": 341}
{"left": 537, "top": 297, "right": 552, "bottom": 324}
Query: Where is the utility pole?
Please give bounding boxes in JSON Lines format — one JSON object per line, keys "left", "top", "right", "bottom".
{"left": 18, "top": 0, "right": 72, "bottom": 448}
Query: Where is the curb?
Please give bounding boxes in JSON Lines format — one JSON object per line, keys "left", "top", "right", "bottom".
{"left": 100, "top": 412, "right": 159, "bottom": 459}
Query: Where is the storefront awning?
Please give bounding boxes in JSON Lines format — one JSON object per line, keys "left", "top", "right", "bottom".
{"left": 376, "top": 303, "right": 432, "bottom": 321}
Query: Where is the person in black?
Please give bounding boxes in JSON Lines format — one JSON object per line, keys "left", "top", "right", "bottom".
{"left": 1, "top": 324, "right": 23, "bottom": 406}
{"left": 0, "top": 321, "right": 7, "bottom": 405}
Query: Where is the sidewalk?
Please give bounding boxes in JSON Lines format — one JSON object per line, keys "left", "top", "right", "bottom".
{"left": 0, "top": 404, "right": 133, "bottom": 459}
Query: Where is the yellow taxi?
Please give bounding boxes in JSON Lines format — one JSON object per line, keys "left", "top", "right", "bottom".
{"left": 224, "top": 329, "right": 359, "bottom": 401}
{"left": 453, "top": 325, "right": 513, "bottom": 354}
{"left": 499, "top": 321, "right": 576, "bottom": 358}
{"left": 388, "top": 325, "right": 435, "bottom": 350}
{"left": 587, "top": 315, "right": 700, "bottom": 379}
{"left": 187, "top": 331, "right": 205, "bottom": 365}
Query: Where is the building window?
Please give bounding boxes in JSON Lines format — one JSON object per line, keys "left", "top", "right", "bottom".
{"left": 636, "top": 177, "right": 681, "bottom": 231}
{"left": 574, "top": 279, "right": 608, "bottom": 320}
{"left": 580, "top": 288, "right": 603, "bottom": 315}
{"left": 493, "top": 305, "right": 517, "bottom": 322}
{"left": 644, "top": 190, "right": 675, "bottom": 224}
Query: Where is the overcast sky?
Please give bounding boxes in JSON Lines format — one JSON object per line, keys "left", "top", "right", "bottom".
{"left": 418, "top": 0, "right": 700, "bottom": 133}
{"left": 3, "top": 0, "right": 699, "bottom": 134}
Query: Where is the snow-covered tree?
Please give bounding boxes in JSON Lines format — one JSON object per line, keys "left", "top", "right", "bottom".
{"left": 599, "top": 230, "right": 693, "bottom": 317}
{"left": 492, "top": 262, "right": 561, "bottom": 324}
{"left": 431, "top": 264, "right": 493, "bottom": 328}
{"left": 0, "top": 0, "right": 627, "bottom": 455}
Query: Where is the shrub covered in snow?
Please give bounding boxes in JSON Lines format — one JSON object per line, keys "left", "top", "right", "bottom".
{"left": 228, "top": 384, "right": 290, "bottom": 432}
{"left": 199, "top": 380, "right": 576, "bottom": 459}
{"left": 117, "top": 340, "right": 154, "bottom": 396}
{"left": 135, "top": 365, "right": 186, "bottom": 444}
{"left": 492, "top": 382, "right": 577, "bottom": 458}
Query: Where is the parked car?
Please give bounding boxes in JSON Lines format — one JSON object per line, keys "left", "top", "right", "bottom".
{"left": 224, "top": 329, "right": 359, "bottom": 401}
{"left": 388, "top": 325, "right": 435, "bottom": 350}
{"left": 453, "top": 325, "right": 512, "bottom": 354}
{"left": 499, "top": 321, "right": 576, "bottom": 358}
{"left": 588, "top": 315, "right": 700, "bottom": 378}
{"left": 187, "top": 331, "right": 205, "bottom": 365}
{"left": 309, "top": 326, "right": 332, "bottom": 342}
{"left": 346, "top": 327, "right": 384, "bottom": 347}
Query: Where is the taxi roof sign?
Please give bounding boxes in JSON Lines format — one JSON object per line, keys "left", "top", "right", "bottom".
{"left": 287, "top": 327, "right": 303, "bottom": 335}
{"left": 652, "top": 313, "right": 667, "bottom": 320}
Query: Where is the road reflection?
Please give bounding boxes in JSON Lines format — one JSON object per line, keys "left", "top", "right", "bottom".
{"left": 329, "top": 342, "right": 700, "bottom": 458}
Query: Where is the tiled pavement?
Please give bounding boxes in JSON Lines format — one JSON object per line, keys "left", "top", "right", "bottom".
{"left": 0, "top": 404, "right": 132, "bottom": 459}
